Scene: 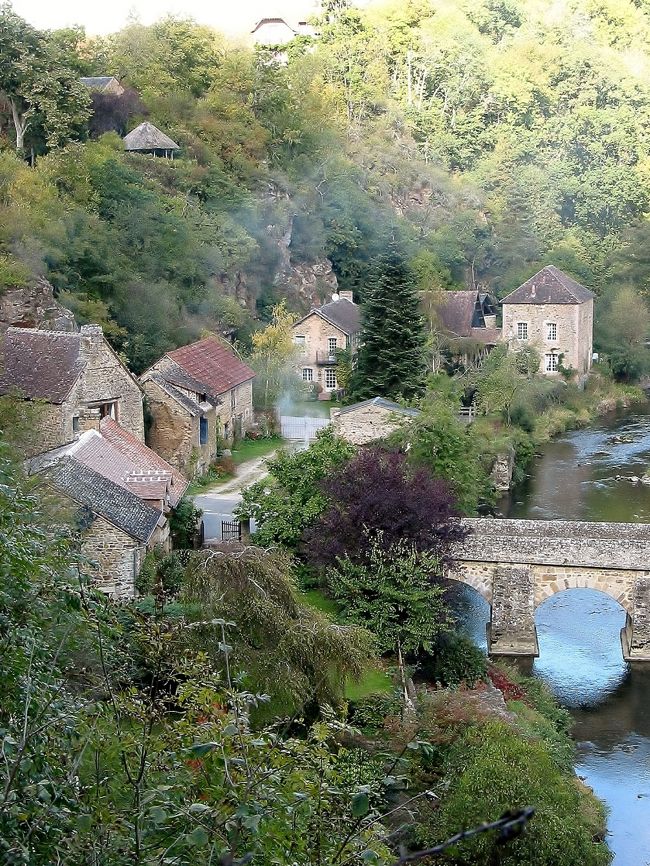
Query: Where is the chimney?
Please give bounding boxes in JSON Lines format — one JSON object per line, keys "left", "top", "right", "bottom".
{"left": 338, "top": 290, "right": 354, "bottom": 303}
{"left": 80, "top": 324, "right": 103, "bottom": 340}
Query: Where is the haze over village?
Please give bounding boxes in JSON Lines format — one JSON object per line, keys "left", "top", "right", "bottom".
{"left": 1, "top": 1, "right": 650, "bottom": 864}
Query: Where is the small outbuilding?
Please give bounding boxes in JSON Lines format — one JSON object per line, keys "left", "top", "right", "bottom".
{"left": 80, "top": 76, "right": 125, "bottom": 96}
{"left": 123, "top": 121, "right": 179, "bottom": 158}
{"left": 331, "top": 397, "right": 420, "bottom": 446}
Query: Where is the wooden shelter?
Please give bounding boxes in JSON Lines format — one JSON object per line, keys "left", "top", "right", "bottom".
{"left": 123, "top": 122, "right": 179, "bottom": 158}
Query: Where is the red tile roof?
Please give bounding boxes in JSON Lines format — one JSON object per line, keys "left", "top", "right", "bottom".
{"left": 167, "top": 337, "right": 254, "bottom": 397}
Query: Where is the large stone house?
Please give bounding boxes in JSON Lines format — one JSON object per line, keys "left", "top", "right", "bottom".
{"left": 0, "top": 324, "right": 144, "bottom": 455}
{"left": 292, "top": 292, "right": 361, "bottom": 397}
{"left": 501, "top": 266, "right": 594, "bottom": 379}
{"left": 331, "top": 397, "right": 420, "bottom": 446}
{"left": 140, "top": 337, "right": 255, "bottom": 477}
{"left": 31, "top": 417, "right": 188, "bottom": 598}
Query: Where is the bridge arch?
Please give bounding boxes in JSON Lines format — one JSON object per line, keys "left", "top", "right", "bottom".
{"left": 533, "top": 570, "right": 632, "bottom": 614}
{"left": 445, "top": 567, "right": 492, "bottom": 605}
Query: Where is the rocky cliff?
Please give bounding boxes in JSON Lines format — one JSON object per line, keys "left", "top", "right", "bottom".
{"left": 0, "top": 278, "right": 76, "bottom": 334}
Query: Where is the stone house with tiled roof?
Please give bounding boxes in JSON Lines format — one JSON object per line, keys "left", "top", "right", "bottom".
{"left": 0, "top": 324, "right": 144, "bottom": 456}
{"left": 140, "top": 337, "right": 255, "bottom": 477}
{"left": 501, "top": 266, "right": 594, "bottom": 379}
{"left": 31, "top": 417, "right": 188, "bottom": 597}
{"left": 292, "top": 292, "right": 361, "bottom": 397}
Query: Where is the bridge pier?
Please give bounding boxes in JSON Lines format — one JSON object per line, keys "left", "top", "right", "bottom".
{"left": 488, "top": 566, "right": 539, "bottom": 657}
{"left": 621, "top": 576, "right": 650, "bottom": 661}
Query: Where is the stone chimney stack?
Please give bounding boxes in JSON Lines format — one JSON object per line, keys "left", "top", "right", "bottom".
{"left": 338, "top": 290, "right": 354, "bottom": 302}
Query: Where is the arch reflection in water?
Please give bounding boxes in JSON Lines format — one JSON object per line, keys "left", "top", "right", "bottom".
{"left": 533, "top": 588, "right": 628, "bottom": 707}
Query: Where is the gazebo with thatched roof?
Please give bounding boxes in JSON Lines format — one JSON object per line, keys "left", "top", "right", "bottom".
{"left": 123, "top": 121, "right": 179, "bottom": 158}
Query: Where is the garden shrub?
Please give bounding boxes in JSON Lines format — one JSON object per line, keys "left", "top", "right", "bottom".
{"left": 418, "top": 634, "right": 487, "bottom": 687}
{"left": 348, "top": 690, "right": 402, "bottom": 733}
{"left": 424, "top": 720, "right": 610, "bottom": 866}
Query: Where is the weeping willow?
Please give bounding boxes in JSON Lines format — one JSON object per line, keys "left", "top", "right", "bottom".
{"left": 179, "top": 544, "right": 373, "bottom": 720}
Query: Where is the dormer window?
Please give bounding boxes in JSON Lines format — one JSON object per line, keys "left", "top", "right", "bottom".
{"left": 516, "top": 322, "right": 528, "bottom": 341}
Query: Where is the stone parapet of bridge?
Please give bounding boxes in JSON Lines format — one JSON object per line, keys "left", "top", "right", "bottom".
{"left": 449, "top": 518, "right": 650, "bottom": 662}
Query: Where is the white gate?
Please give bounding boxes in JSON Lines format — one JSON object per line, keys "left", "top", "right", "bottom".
{"left": 280, "top": 415, "right": 330, "bottom": 441}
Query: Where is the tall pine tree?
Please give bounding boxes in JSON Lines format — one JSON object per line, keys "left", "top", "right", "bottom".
{"left": 349, "top": 246, "right": 427, "bottom": 401}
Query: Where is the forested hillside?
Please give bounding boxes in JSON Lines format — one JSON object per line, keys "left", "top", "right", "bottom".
{"left": 1, "top": 0, "right": 650, "bottom": 371}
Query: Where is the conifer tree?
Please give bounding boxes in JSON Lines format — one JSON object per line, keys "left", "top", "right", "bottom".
{"left": 349, "top": 246, "right": 427, "bottom": 401}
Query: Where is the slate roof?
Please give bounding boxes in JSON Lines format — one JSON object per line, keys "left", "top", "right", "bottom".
{"left": 436, "top": 291, "right": 482, "bottom": 337}
{"left": 295, "top": 297, "right": 361, "bottom": 335}
{"left": 124, "top": 122, "right": 179, "bottom": 152}
{"left": 48, "top": 457, "right": 161, "bottom": 543}
{"left": 0, "top": 328, "right": 84, "bottom": 403}
{"left": 501, "top": 266, "right": 595, "bottom": 305}
{"left": 338, "top": 397, "right": 421, "bottom": 418}
{"left": 147, "top": 372, "right": 204, "bottom": 416}
{"left": 167, "top": 337, "right": 255, "bottom": 397}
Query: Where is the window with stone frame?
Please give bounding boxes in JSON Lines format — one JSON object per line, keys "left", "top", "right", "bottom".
{"left": 546, "top": 322, "right": 558, "bottom": 341}
{"left": 302, "top": 367, "right": 313, "bottom": 382}
{"left": 199, "top": 416, "right": 208, "bottom": 445}
{"left": 325, "top": 368, "right": 337, "bottom": 389}
{"left": 516, "top": 322, "right": 528, "bottom": 340}
{"left": 294, "top": 334, "right": 306, "bottom": 348}
{"left": 72, "top": 416, "right": 80, "bottom": 434}
{"left": 327, "top": 336, "right": 338, "bottom": 356}
{"left": 545, "top": 352, "right": 559, "bottom": 372}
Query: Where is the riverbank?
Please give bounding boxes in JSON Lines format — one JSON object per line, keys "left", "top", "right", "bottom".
{"left": 475, "top": 374, "right": 646, "bottom": 493}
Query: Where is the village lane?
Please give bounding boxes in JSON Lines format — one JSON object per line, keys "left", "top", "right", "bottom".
{"left": 192, "top": 450, "right": 279, "bottom": 542}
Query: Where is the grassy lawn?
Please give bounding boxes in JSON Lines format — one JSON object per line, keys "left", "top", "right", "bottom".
{"left": 345, "top": 666, "right": 393, "bottom": 701}
{"left": 299, "top": 588, "right": 394, "bottom": 700}
{"left": 231, "top": 436, "right": 282, "bottom": 465}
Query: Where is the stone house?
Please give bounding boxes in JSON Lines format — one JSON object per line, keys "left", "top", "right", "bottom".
{"left": 501, "top": 266, "right": 594, "bottom": 379}
{"left": 433, "top": 290, "right": 500, "bottom": 369}
{"left": 0, "top": 324, "right": 144, "bottom": 456}
{"left": 31, "top": 417, "right": 188, "bottom": 598}
{"left": 331, "top": 397, "right": 420, "bottom": 446}
{"left": 140, "top": 337, "right": 255, "bottom": 477}
{"left": 292, "top": 292, "right": 361, "bottom": 397}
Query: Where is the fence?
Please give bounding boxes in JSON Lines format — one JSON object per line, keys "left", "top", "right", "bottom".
{"left": 457, "top": 405, "right": 477, "bottom": 423}
{"left": 280, "top": 415, "right": 331, "bottom": 441}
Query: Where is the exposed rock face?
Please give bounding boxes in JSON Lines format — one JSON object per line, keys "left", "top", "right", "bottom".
{"left": 490, "top": 447, "right": 515, "bottom": 492}
{"left": 0, "top": 278, "right": 76, "bottom": 334}
{"left": 272, "top": 214, "right": 338, "bottom": 308}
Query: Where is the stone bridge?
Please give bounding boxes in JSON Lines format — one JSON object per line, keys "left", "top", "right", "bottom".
{"left": 450, "top": 518, "right": 650, "bottom": 661}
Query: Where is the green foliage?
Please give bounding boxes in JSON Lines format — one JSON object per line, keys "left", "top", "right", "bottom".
{"left": 398, "top": 399, "right": 490, "bottom": 513}
{"left": 419, "top": 633, "right": 488, "bottom": 688}
{"left": 179, "top": 545, "right": 374, "bottom": 719}
{"left": 348, "top": 689, "right": 402, "bottom": 733}
{"left": 236, "top": 428, "right": 355, "bottom": 549}
{"left": 169, "top": 496, "right": 203, "bottom": 549}
{"left": 424, "top": 720, "right": 609, "bottom": 866}
{"left": 327, "top": 536, "right": 453, "bottom": 656}
{"left": 349, "top": 246, "right": 428, "bottom": 402}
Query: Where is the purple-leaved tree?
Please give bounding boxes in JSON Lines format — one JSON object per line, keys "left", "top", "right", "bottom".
{"left": 302, "top": 448, "right": 468, "bottom": 574}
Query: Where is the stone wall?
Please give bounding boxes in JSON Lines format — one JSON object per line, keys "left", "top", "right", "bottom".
{"left": 76, "top": 325, "right": 144, "bottom": 440}
{"left": 457, "top": 517, "right": 650, "bottom": 571}
{"left": 217, "top": 381, "right": 253, "bottom": 442}
{"left": 142, "top": 378, "right": 211, "bottom": 477}
{"left": 502, "top": 299, "right": 593, "bottom": 377}
{"left": 332, "top": 404, "right": 413, "bottom": 446}
{"left": 83, "top": 515, "right": 143, "bottom": 598}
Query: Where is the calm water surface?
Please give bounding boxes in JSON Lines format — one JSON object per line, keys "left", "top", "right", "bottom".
{"left": 452, "top": 404, "right": 650, "bottom": 866}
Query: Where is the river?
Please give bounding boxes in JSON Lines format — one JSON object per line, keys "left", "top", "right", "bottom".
{"left": 452, "top": 404, "right": 650, "bottom": 865}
